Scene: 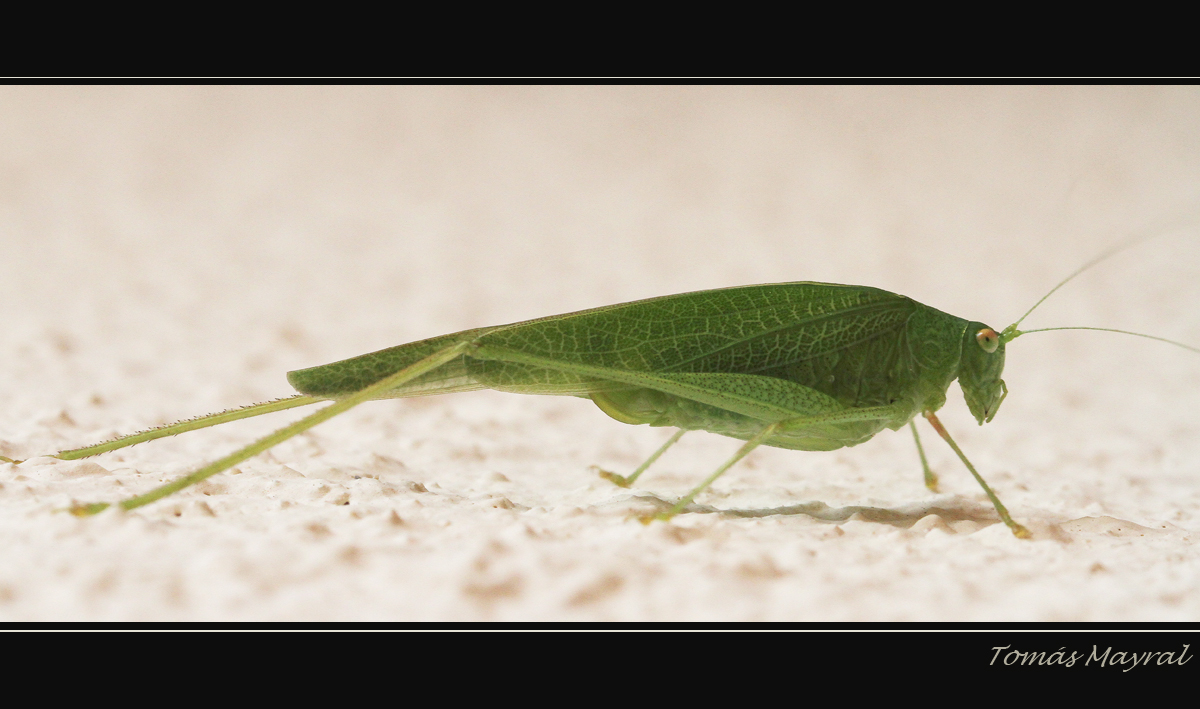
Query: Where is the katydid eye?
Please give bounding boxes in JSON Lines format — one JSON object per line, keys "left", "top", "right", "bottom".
{"left": 976, "top": 328, "right": 999, "bottom": 353}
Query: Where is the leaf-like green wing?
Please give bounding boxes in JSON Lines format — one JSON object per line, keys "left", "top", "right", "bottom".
{"left": 287, "top": 283, "right": 918, "bottom": 404}
{"left": 468, "top": 283, "right": 917, "bottom": 403}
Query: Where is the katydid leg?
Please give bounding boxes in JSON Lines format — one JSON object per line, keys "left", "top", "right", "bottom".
{"left": 2, "top": 397, "right": 322, "bottom": 465}
{"left": 650, "top": 424, "right": 779, "bottom": 522}
{"left": 651, "top": 404, "right": 903, "bottom": 522}
{"left": 52, "top": 396, "right": 322, "bottom": 462}
{"left": 70, "top": 340, "right": 474, "bottom": 516}
{"left": 923, "top": 410, "right": 1030, "bottom": 538}
{"left": 599, "top": 429, "right": 685, "bottom": 488}
{"left": 909, "top": 420, "right": 939, "bottom": 492}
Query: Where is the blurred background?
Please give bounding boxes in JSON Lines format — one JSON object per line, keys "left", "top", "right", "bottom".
{"left": 4, "top": 86, "right": 1197, "bottom": 459}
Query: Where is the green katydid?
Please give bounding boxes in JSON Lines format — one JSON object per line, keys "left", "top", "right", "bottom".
{"left": 5, "top": 237, "right": 1196, "bottom": 538}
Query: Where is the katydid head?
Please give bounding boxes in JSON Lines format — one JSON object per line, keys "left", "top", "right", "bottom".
{"left": 958, "top": 323, "right": 1008, "bottom": 425}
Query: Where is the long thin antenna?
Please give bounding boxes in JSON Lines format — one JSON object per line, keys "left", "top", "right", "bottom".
{"left": 1009, "top": 326, "right": 1200, "bottom": 354}
{"left": 1000, "top": 214, "right": 1197, "bottom": 344}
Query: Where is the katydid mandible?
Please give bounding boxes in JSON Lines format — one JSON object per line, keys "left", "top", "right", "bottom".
{"left": 7, "top": 239, "right": 1196, "bottom": 538}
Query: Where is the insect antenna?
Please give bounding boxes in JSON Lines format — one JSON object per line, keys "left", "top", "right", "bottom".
{"left": 1006, "top": 326, "right": 1200, "bottom": 354}
{"left": 1000, "top": 218, "right": 1198, "bottom": 352}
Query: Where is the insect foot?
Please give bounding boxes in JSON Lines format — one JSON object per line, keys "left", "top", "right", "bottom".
{"left": 597, "top": 469, "right": 633, "bottom": 488}
{"left": 69, "top": 502, "right": 112, "bottom": 516}
{"left": 638, "top": 512, "right": 674, "bottom": 525}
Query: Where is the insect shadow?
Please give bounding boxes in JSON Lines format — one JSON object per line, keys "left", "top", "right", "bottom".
{"left": 6, "top": 228, "right": 1196, "bottom": 538}
{"left": 635, "top": 492, "right": 1007, "bottom": 530}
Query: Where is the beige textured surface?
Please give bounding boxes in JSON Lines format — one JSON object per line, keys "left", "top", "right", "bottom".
{"left": 1, "top": 86, "right": 1198, "bottom": 621}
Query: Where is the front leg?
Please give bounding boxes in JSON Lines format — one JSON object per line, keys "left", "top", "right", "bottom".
{"left": 923, "top": 411, "right": 1030, "bottom": 539}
